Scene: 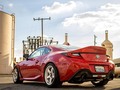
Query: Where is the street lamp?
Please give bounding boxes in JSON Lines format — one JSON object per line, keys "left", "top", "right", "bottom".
{"left": 33, "top": 17, "right": 51, "bottom": 46}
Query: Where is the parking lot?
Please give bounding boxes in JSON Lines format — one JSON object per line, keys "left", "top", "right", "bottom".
{"left": 0, "top": 75, "right": 120, "bottom": 90}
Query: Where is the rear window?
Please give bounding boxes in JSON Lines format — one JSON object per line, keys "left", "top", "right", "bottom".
{"left": 53, "top": 45, "right": 80, "bottom": 51}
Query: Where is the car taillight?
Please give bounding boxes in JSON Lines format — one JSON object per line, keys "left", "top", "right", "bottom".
{"left": 62, "top": 52, "right": 82, "bottom": 58}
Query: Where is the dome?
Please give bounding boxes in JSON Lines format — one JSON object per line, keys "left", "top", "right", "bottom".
{"left": 101, "top": 30, "right": 113, "bottom": 47}
{"left": 102, "top": 40, "right": 113, "bottom": 47}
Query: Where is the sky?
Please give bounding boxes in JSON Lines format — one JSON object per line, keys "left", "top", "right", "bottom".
{"left": 0, "top": 0, "right": 120, "bottom": 59}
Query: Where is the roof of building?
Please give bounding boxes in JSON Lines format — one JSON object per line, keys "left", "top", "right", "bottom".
{"left": 0, "top": 11, "right": 14, "bottom": 16}
{"left": 102, "top": 40, "right": 113, "bottom": 46}
{"left": 113, "top": 58, "right": 120, "bottom": 64}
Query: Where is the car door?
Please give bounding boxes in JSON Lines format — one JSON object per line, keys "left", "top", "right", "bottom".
{"left": 19, "top": 47, "right": 45, "bottom": 79}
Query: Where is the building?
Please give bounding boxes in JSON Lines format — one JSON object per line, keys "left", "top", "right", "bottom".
{"left": 0, "top": 11, "right": 15, "bottom": 74}
{"left": 63, "top": 33, "right": 70, "bottom": 45}
{"left": 22, "top": 36, "right": 58, "bottom": 58}
{"left": 114, "top": 58, "right": 120, "bottom": 77}
{"left": 114, "top": 58, "right": 120, "bottom": 67}
{"left": 101, "top": 30, "right": 113, "bottom": 60}
{"left": 101, "top": 30, "right": 120, "bottom": 77}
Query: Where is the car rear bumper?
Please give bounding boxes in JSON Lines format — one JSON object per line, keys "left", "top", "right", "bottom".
{"left": 68, "top": 69, "right": 114, "bottom": 83}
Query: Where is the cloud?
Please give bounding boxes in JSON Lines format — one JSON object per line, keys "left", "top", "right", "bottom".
{"left": 63, "top": 3, "right": 120, "bottom": 34}
{"left": 15, "top": 47, "right": 23, "bottom": 58}
{"left": 8, "top": 3, "right": 13, "bottom": 7}
{"left": 43, "top": 1, "right": 77, "bottom": 14}
{"left": 101, "top": 3, "right": 120, "bottom": 11}
{"left": 62, "top": 3, "right": 120, "bottom": 59}
{"left": 0, "top": 4, "right": 3, "bottom": 10}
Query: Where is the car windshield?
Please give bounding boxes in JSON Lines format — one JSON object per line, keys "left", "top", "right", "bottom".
{"left": 53, "top": 45, "right": 80, "bottom": 51}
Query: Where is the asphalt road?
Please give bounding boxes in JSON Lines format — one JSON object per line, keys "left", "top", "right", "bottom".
{"left": 0, "top": 75, "right": 120, "bottom": 90}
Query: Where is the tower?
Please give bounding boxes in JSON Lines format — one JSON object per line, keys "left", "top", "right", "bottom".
{"left": 101, "top": 30, "right": 113, "bottom": 60}
{"left": 0, "top": 11, "right": 15, "bottom": 74}
{"left": 63, "top": 33, "right": 70, "bottom": 45}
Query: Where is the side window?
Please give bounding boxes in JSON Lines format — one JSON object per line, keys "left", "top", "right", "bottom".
{"left": 28, "top": 48, "right": 45, "bottom": 58}
{"left": 42, "top": 47, "right": 51, "bottom": 55}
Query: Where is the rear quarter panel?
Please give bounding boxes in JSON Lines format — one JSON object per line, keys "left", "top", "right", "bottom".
{"left": 43, "top": 52, "right": 89, "bottom": 81}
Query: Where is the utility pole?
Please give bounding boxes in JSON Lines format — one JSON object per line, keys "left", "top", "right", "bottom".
{"left": 94, "top": 35, "right": 97, "bottom": 46}
{"left": 33, "top": 17, "right": 51, "bottom": 46}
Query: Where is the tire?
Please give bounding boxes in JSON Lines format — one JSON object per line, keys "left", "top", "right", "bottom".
{"left": 91, "top": 79, "right": 109, "bottom": 87}
{"left": 12, "top": 67, "right": 23, "bottom": 84}
{"left": 44, "top": 63, "right": 62, "bottom": 88}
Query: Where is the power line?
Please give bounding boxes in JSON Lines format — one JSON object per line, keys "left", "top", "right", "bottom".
{"left": 33, "top": 17, "right": 51, "bottom": 46}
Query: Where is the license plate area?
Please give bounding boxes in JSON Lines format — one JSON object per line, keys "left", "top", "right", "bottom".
{"left": 93, "top": 75, "right": 106, "bottom": 77}
{"left": 95, "top": 66, "right": 105, "bottom": 72}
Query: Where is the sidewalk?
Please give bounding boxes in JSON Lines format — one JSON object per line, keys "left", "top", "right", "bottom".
{"left": 0, "top": 74, "right": 13, "bottom": 84}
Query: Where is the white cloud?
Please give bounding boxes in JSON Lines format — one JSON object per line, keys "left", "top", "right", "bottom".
{"left": 101, "top": 3, "right": 120, "bottom": 11}
{"left": 62, "top": 3, "right": 120, "bottom": 59}
{"left": 63, "top": 3, "right": 120, "bottom": 34}
{"left": 43, "top": 1, "right": 77, "bottom": 14}
{"left": 0, "top": 4, "right": 3, "bottom": 10}
{"left": 15, "top": 48, "right": 23, "bottom": 59}
{"left": 8, "top": 3, "right": 13, "bottom": 7}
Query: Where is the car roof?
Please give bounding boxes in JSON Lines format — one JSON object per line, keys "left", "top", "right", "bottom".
{"left": 49, "top": 44, "right": 80, "bottom": 51}
{"left": 37, "top": 45, "right": 80, "bottom": 52}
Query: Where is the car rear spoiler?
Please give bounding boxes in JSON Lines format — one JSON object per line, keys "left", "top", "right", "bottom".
{"left": 69, "top": 46, "right": 106, "bottom": 55}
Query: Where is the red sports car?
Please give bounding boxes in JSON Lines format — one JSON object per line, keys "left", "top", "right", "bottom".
{"left": 12, "top": 45, "right": 115, "bottom": 87}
